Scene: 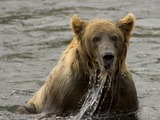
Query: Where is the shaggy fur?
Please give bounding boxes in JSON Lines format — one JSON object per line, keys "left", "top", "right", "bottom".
{"left": 18, "top": 13, "right": 138, "bottom": 116}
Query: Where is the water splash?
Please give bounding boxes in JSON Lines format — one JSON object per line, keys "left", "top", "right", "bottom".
{"left": 69, "top": 71, "right": 109, "bottom": 120}
{"left": 97, "top": 75, "right": 113, "bottom": 114}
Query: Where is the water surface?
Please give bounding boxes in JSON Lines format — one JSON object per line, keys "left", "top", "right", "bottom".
{"left": 0, "top": 0, "right": 160, "bottom": 119}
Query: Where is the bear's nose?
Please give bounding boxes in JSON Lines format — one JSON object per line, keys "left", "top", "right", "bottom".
{"left": 102, "top": 53, "right": 114, "bottom": 61}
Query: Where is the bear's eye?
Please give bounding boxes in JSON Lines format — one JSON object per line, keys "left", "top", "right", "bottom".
{"left": 92, "top": 36, "right": 100, "bottom": 44}
{"left": 111, "top": 34, "right": 118, "bottom": 42}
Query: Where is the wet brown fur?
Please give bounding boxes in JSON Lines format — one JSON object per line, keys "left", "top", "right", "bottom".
{"left": 18, "top": 13, "right": 138, "bottom": 115}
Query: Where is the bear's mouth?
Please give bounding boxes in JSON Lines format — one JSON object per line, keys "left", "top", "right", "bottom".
{"left": 103, "top": 62, "right": 114, "bottom": 73}
{"left": 104, "top": 64, "right": 112, "bottom": 71}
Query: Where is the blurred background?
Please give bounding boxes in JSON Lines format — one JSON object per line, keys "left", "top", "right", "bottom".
{"left": 0, "top": 0, "right": 160, "bottom": 119}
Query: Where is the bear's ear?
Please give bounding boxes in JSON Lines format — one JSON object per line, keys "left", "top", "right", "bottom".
{"left": 70, "top": 15, "right": 87, "bottom": 35}
{"left": 117, "top": 13, "right": 135, "bottom": 44}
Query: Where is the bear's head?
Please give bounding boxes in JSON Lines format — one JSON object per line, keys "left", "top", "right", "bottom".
{"left": 70, "top": 13, "right": 135, "bottom": 74}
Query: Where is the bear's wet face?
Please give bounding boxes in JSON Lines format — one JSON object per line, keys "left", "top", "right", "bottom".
{"left": 84, "top": 21, "right": 124, "bottom": 74}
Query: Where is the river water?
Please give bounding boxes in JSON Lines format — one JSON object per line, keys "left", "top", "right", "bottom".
{"left": 0, "top": 0, "right": 160, "bottom": 120}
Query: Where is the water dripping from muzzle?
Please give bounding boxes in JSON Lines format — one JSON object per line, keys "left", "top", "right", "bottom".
{"left": 70, "top": 70, "right": 113, "bottom": 120}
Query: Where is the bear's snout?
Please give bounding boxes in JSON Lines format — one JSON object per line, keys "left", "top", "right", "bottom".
{"left": 102, "top": 52, "right": 115, "bottom": 71}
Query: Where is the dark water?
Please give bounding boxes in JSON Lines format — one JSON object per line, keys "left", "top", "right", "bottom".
{"left": 0, "top": 0, "right": 160, "bottom": 119}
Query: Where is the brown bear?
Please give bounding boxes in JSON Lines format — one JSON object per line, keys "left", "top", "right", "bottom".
{"left": 18, "top": 13, "right": 138, "bottom": 116}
